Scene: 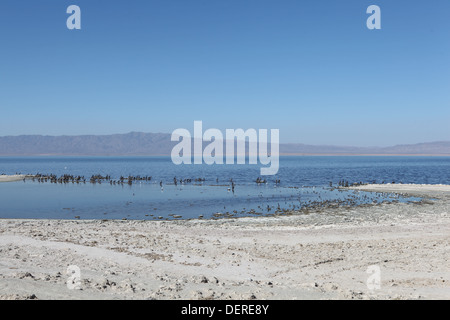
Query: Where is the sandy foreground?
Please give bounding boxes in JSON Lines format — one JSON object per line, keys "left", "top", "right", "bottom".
{"left": 0, "top": 183, "right": 449, "bottom": 300}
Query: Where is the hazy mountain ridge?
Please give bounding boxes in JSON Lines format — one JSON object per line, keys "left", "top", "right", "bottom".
{"left": 1, "top": 132, "right": 450, "bottom": 156}
{"left": 0, "top": 132, "right": 174, "bottom": 155}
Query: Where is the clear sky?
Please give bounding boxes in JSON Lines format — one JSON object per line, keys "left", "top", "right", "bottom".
{"left": 0, "top": 0, "right": 449, "bottom": 146}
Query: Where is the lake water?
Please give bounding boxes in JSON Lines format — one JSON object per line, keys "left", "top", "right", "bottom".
{"left": 1, "top": 156, "right": 449, "bottom": 220}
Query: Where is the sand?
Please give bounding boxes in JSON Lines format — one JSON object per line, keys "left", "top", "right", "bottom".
{"left": 0, "top": 183, "right": 449, "bottom": 300}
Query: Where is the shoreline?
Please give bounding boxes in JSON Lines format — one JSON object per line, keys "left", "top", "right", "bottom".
{"left": 0, "top": 175, "right": 25, "bottom": 183}
{"left": 347, "top": 183, "right": 450, "bottom": 198}
{"left": 0, "top": 184, "right": 449, "bottom": 300}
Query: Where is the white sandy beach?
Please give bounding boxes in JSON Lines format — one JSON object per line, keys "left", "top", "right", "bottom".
{"left": 0, "top": 183, "right": 449, "bottom": 300}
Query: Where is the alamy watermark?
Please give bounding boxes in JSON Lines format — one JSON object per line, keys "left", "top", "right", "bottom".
{"left": 366, "top": 265, "right": 381, "bottom": 291}
{"left": 66, "top": 5, "right": 81, "bottom": 30}
{"left": 171, "top": 121, "right": 279, "bottom": 175}
{"left": 366, "top": 5, "right": 381, "bottom": 30}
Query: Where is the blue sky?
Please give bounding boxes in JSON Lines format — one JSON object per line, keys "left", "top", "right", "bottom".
{"left": 0, "top": 0, "right": 449, "bottom": 146}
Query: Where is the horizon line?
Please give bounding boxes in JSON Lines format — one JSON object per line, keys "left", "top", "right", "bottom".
{"left": 0, "top": 131, "right": 449, "bottom": 149}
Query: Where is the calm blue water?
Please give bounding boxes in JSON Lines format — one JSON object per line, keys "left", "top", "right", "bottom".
{"left": 1, "top": 156, "right": 448, "bottom": 220}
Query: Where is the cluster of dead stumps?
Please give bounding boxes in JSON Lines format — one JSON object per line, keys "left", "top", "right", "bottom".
{"left": 22, "top": 173, "right": 284, "bottom": 190}
{"left": 26, "top": 174, "right": 154, "bottom": 186}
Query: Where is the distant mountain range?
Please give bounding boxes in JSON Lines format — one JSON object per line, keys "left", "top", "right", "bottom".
{"left": 0, "top": 132, "right": 450, "bottom": 156}
{"left": 279, "top": 141, "right": 450, "bottom": 155}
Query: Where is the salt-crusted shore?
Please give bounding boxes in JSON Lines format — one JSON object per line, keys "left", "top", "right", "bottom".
{"left": 0, "top": 175, "right": 25, "bottom": 183}
{"left": 0, "top": 184, "right": 449, "bottom": 300}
